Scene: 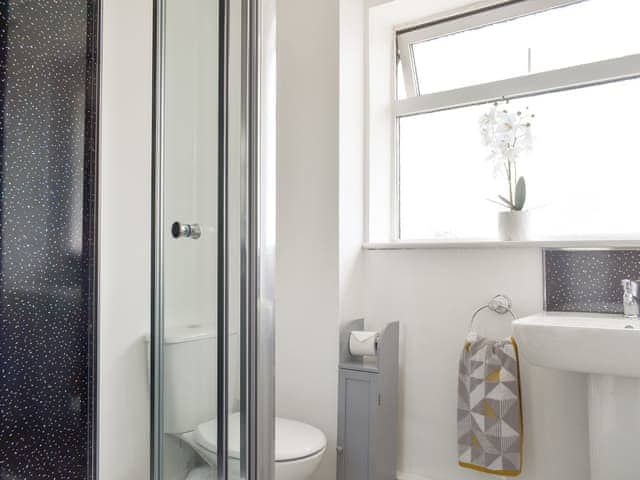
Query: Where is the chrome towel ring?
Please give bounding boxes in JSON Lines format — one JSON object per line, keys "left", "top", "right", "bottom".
{"left": 469, "top": 294, "right": 517, "bottom": 333}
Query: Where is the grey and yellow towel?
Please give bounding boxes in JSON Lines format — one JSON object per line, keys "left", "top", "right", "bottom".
{"left": 457, "top": 334, "right": 523, "bottom": 476}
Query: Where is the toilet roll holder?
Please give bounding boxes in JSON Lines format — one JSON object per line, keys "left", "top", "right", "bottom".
{"left": 348, "top": 331, "right": 379, "bottom": 356}
{"left": 337, "top": 319, "right": 399, "bottom": 480}
{"left": 339, "top": 319, "right": 399, "bottom": 373}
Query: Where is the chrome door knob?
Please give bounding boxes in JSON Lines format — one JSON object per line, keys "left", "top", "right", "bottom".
{"left": 171, "top": 221, "right": 202, "bottom": 239}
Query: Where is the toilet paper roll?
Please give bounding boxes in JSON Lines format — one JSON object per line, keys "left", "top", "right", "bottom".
{"left": 349, "top": 330, "right": 378, "bottom": 356}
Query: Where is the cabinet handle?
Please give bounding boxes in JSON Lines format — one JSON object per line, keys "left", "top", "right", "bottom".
{"left": 336, "top": 446, "right": 344, "bottom": 454}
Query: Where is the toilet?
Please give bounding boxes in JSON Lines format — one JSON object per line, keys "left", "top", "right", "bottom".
{"left": 183, "top": 412, "right": 326, "bottom": 480}
{"left": 154, "top": 325, "right": 326, "bottom": 480}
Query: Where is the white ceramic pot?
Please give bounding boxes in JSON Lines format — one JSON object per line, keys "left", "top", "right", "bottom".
{"left": 497, "top": 210, "right": 530, "bottom": 241}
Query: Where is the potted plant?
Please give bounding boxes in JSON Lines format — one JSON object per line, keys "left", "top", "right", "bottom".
{"left": 479, "top": 101, "right": 534, "bottom": 240}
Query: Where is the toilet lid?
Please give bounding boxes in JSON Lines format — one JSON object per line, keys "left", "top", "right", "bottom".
{"left": 195, "top": 413, "right": 327, "bottom": 462}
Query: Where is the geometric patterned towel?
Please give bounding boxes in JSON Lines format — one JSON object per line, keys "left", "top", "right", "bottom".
{"left": 458, "top": 334, "right": 523, "bottom": 476}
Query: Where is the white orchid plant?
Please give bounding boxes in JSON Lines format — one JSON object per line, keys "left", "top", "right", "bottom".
{"left": 479, "top": 101, "right": 534, "bottom": 211}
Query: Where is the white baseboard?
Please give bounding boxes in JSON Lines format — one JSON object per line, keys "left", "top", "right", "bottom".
{"left": 398, "top": 472, "right": 509, "bottom": 480}
{"left": 397, "top": 472, "right": 433, "bottom": 480}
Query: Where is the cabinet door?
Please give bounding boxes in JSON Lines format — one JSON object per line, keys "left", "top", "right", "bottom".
{"left": 337, "top": 370, "right": 378, "bottom": 480}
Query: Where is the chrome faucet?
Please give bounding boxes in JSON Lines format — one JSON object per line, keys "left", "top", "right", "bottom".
{"left": 621, "top": 279, "right": 640, "bottom": 318}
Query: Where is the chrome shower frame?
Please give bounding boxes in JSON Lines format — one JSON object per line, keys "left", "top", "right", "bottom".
{"left": 150, "top": 0, "right": 276, "bottom": 478}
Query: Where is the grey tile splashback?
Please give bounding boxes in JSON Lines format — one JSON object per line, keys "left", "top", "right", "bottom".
{"left": 544, "top": 249, "right": 640, "bottom": 313}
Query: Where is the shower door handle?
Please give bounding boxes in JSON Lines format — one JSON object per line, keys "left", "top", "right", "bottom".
{"left": 171, "top": 221, "right": 202, "bottom": 239}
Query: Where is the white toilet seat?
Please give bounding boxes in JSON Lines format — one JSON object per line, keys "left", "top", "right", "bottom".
{"left": 194, "top": 412, "right": 327, "bottom": 462}
{"left": 185, "top": 465, "right": 215, "bottom": 480}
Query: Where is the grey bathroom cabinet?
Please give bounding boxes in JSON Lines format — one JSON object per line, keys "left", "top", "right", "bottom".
{"left": 337, "top": 320, "right": 399, "bottom": 480}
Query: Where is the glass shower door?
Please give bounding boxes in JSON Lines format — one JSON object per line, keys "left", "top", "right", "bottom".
{"left": 151, "top": 1, "right": 275, "bottom": 480}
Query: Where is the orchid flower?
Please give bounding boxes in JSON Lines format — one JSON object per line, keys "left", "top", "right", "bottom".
{"left": 479, "top": 101, "right": 534, "bottom": 211}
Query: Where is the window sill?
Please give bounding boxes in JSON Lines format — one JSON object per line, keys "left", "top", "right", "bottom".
{"left": 363, "top": 237, "right": 640, "bottom": 250}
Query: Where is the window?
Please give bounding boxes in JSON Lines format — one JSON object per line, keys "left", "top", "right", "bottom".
{"left": 391, "top": 0, "right": 640, "bottom": 242}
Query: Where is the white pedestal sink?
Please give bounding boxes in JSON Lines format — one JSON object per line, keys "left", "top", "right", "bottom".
{"left": 513, "top": 312, "right": 640, "bottom": 480}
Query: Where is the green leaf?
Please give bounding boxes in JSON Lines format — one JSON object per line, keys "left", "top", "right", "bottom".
{"left": 497, "top": 195, "right": 515, "bottom": 210}
{"left": 487, "top": 198, "right": 513, "bottom": 209}
{"left": 514, "top": 176, "right": 526, "bottom": 211}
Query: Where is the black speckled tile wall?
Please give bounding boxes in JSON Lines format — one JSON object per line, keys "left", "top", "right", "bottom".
{"left": 544, "top": 249, "right": 640, "bottom": 314}
{"left": 0, "top": 1, "right": 100, "bottom": 479}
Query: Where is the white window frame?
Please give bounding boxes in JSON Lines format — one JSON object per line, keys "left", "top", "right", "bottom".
{"left": 379, "top": 0, "right": 640, "bottom": 245}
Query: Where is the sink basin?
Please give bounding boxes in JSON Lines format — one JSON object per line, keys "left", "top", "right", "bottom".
{"left": 513, "top": 312, "right": 640, "bottom": 480}
{"left": 513, "top": 312, "right": 640, "bottom": 378}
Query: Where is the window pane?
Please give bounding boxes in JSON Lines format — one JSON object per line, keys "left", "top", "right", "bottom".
{"left": 398, "top": 78, "right": 640, "bottom": 240}
{"left": 410, "top": 0, "right": 640, "bottom": 96}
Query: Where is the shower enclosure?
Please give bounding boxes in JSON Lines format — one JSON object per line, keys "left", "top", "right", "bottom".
{"left": 151, "top": 0, "right": 275, "bottom": 479}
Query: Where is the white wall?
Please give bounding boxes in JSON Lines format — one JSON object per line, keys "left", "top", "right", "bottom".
{"left": 99, "top": 0, "right": 152, "bottom": 478}
{"left": 164, "top": 0, "right": 219, "bottom": 333}
{"left": 276, "top": 0, "right": 592, "bottom": 479}
{"left": 339, "top": 0, "right": 366, "bottom": 324}
{"left": 360, "top": 1, "right": 590, "bottom": 478}
{"left": 364, "top": 248, "right": 590, "bottom": 480}
{"left": 275, "top": 1, "right": 340, "bottom": 479}
{"left": 163, "top": 3, "right": 223, "bottom": 477}
{"left": 98, "top": 2, "right": 592, "bottom": 480}
{"left": 356, "top": 2, "right": 591, "bottom": 478}
{"left": 100, "top": 0, "right": 223, "bottom": 477}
